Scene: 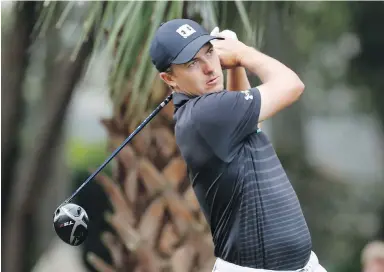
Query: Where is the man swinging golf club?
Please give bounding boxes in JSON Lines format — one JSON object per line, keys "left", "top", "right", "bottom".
{"left": 150, "top": 19, "right": 327, "bottom": 272}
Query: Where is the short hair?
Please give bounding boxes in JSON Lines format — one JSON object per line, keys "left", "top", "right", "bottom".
{"left": 361, "top": 240, "right": 384, "bottom": 265}
{"left": 162, "top": 66, "right": 174, "bottom": 90}
{"left": 165, "top": 66, "right": 172, "bottom": 74}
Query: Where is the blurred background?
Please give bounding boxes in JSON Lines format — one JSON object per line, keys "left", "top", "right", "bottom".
{"left": 2, "top": 1, "right": 384, "bottom": 272}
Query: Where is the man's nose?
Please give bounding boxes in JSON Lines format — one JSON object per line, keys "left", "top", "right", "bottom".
{"left": 202, "top": 60, "right": 214, "bottom": 74}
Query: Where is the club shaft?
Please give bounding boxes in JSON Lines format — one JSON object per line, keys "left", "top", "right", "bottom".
{"left": 63, "top": 92, "right": 174, "bottom": 205}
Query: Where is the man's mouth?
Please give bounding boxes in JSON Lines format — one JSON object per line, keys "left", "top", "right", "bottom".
{"left": 207, "top": 76, "right": 219, "bottom": 85}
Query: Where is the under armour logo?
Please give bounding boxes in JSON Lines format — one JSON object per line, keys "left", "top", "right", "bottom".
{"left": 241, "top": 90, "right": 253, "bottom": 100}
{"left": 176, "top": 24, "right": 196, "bottom": 38}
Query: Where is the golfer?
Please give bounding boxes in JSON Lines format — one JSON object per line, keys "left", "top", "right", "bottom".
{"left": 150, "top": 19, "right": 327, "bottom": 272}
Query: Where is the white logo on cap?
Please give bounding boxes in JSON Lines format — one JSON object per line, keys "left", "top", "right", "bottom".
{"left": 176, "top": 24, "right": 196, "bottom": 38}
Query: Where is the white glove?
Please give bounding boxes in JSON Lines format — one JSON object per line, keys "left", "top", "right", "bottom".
{"left": 210, "top": 26, "right": 238, "bottom": 40}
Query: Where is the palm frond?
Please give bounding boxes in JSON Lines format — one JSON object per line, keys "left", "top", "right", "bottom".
{"left": 34, "top": 1, "right": 295, "bottom": 123}
{"left": 127, "top": 1, "right": 169, "bottom": 120}
{"left": 70, "top": 2, "right": 101, "bottom": 61}
{"left": 234, "top": 1, "right": 253, "bottom": 39}
{"left": 32, "top": 1, "right": 58, "bottom": 38}
{"left": 111, "top": 1, "right": 146, "bottom": 103}
{"left": 55, "top": 1, "right": 75, "bottom": 29}
{"left": 104, "top": 2, "right": 135, "bottom": 56}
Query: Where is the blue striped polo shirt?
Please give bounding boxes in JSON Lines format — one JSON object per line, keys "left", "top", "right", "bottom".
{"left": 173, "top": 88, "right": 312, "bottom": 270}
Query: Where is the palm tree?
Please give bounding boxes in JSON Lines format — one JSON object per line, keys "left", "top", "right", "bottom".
{"left": 39, "top": 1, "right": 292, "bottom": 271}
{"left": 2, "top": 2, "right": 94, "bottom": 272}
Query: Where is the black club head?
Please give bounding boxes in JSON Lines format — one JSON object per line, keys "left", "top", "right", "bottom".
{"left": 53, "top": 203, "right": 89, "bottom": 246}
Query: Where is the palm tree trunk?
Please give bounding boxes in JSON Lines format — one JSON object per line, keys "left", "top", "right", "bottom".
{"left": 86, "top": 83, "right": 216, "bottom": 271}
{"left": 3, "top": 30, "right": 94, "bottom": 272}
{"left": 1, "top": 1, "right": 37, "bottom": 220}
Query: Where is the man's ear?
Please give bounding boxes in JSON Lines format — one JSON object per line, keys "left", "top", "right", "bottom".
{"left": 159, "top": 72, "right": 177, "bottom": 89}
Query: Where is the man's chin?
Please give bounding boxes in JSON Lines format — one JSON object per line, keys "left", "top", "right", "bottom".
{"left": 206, "top": 84, "right": 224, "bottom": 93}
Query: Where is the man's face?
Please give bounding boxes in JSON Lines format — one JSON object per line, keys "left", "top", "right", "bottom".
{"left": 160, "top": 43, "right": 224, "bottom": 96}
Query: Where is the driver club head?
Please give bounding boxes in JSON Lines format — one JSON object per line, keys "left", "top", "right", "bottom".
{"left": 53, "top": 203, "right": 89, "bottom": 246}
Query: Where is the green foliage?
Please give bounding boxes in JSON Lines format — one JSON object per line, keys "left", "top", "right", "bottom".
{"left": 66, "top": 138, "right": 111, "bottom": 173}
{"left": 34, "top": 1, "right": 293, "bottom": 124}
{"left": 292, "top": 2, "right": 352, "bottom": 56}
{"left": 347, "top": 1, "right": 384, "bottom": 121}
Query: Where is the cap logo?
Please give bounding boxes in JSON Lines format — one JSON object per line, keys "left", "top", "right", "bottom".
{"left": 176, "top": 24, "right": 196, "bottom": 39}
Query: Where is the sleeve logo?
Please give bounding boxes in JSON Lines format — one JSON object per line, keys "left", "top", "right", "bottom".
{"left": 176, "top": 24, "right": 196, "bottom": 38}
{"left": 241, "top": 90, "right": 253, "bottom": 100}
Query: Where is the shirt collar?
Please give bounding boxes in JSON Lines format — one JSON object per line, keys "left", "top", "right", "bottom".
{"left": 173, "top": 92, "right": 197, "bottom": 111}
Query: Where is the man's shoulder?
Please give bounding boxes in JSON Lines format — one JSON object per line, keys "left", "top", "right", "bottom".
{"left": 192, "top": 88, "right": 259, "bottom": 106}
{"left": 190, "top": 90, "right": 228, "bottom": 104}
{"left": 190, "top": 88, "right": 259, "bottom": 122}
{"left": 188, "top": 90, "right": 229, "bottom": 119}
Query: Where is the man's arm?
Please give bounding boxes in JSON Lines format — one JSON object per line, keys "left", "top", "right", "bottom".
{"left": 237, "top": 46, "right": 304, "bottom": 123}
{"left": 211, "top": 27, "right": 262, "bottom": 128}
{"left": 226, "top": 67, "right": 251, "bottom": 91}
{"left": 226, "top": 67, "right": 263, "bottom": 128}
{"left": 212, "top": 38, "right": 304, "bottom": 123}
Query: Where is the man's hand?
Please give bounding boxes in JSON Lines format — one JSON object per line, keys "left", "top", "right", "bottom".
{"left": 210, "top": 26, "right": 238, "bottom": 40}
{"left": 210, "top": 27, "right": 258, "bottom": 126}
{"left": 210, "top": 27, "right": 248, "bottom": 70}
{"left": 211, "top": 27, "right": 251, "bottom": 90}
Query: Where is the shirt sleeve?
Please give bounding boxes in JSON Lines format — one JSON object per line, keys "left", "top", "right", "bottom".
{"left": 192, "top": 88, "right": 261, "bottom": 162}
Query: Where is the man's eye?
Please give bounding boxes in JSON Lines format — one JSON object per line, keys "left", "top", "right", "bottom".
{"left": 207, "top": 48, "right": 214, "bottom": 55}
{"left": 188, "top": 60, "right": 197, "bottom": 67}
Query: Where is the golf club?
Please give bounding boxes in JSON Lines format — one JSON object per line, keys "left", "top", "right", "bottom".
{"left": 53, "top": 92, "right": 174, "bottom": 246}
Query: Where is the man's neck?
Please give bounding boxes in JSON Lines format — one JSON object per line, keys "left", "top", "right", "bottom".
{"left": 176, "top": 90, "right": 199, "bottom": 97}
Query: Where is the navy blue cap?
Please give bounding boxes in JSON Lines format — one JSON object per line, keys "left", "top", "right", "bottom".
{"left": 150, "top": 19, "right": 223, "bottom": 72}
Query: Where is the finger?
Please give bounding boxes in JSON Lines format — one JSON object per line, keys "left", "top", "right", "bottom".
{"left": 210, "top": 26, "right": 219, "bottom": 36}
{"left": 218, "top": 29, "right": 238, "bottom": 40}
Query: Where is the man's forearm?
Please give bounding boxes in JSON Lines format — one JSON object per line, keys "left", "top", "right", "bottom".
{"left": 227, "top": 61, "right": 262, "bottom": 127}
{"left": 235, "top": 44, "right": 304, "bottom": 123}
{"left": 238, "top": 46, "right": 300, "bottom": 85}
{"left": 226, "top": 67, "right": 251, "bottom": 91}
